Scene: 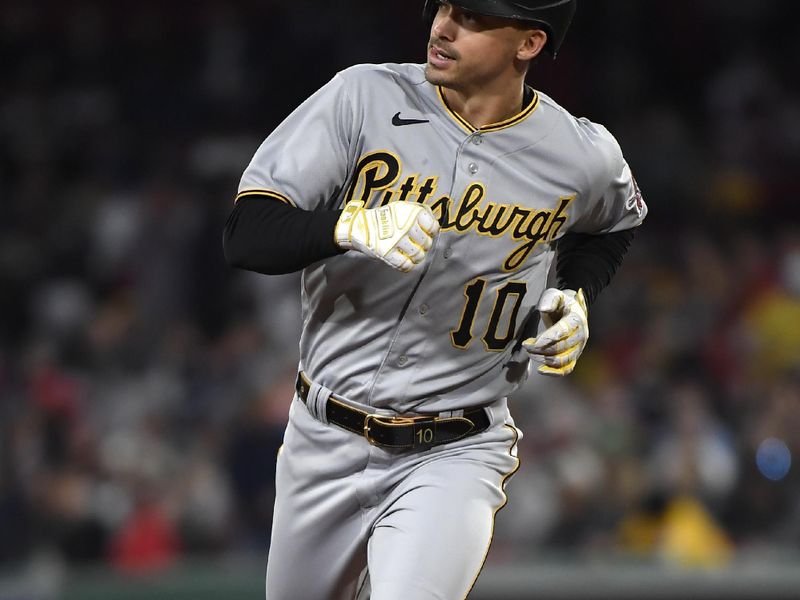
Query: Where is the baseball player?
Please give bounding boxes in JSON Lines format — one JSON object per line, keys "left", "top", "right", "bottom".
{"left": 224, "top": 0, "right": 646, "bottom": 598}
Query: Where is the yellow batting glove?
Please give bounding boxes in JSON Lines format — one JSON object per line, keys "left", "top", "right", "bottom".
{"left": 523, "top": 288, "right": 588, "bottom": 377}
{"left": 335, "top": 201, "right": 440, "bottom": 272}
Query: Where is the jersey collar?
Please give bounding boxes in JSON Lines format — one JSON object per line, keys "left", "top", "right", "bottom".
{"left": 437, "top": 85, "right": 540, "bottom": 134}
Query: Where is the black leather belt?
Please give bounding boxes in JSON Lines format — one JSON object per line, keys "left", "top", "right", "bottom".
{"left": 295, "top": 372, "right": 490, "bottom": 450}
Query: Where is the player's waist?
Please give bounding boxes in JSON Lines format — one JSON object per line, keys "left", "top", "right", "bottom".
{"left": 295, "top": 371, "right": 498, "bottom": 450}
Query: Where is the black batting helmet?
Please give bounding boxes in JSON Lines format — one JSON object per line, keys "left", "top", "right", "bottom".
{"left": 423, "top": 0, "right": 577, "bottom": 58}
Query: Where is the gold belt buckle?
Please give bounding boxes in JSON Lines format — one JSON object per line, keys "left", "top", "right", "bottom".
{"left": 363, "top": 414, "right": 380, "bottom": 446}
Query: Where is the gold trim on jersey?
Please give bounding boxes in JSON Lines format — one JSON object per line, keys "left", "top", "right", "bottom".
{"left": 437, "top": 86, "right": 540, "bottom": 134}
{"left": 483, "top": 92, "right": 540, "bottom": 132}
{"left": 463, "top": 424, "right": 521, "bottom": 600}
{"left": 438, "top": 86, "right": 475, "bottom": 133}
{"left": 234, "top": 189, "right": 297, "bottom": 207}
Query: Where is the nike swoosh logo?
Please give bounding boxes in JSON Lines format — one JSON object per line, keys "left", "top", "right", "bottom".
{"left": 392, "top": 112, "right": 430, "bottom": 126}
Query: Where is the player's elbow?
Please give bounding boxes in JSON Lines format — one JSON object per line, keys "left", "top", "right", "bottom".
{"left": 222, "top": 204, "right": 259, "bottom": 272}
{"left": 222, "top": 227, "right": 293, "bottom": 275}
{"left": 222, "top": 229, "right": 246, "bottom": 270}
{"left": 222, "top": 218, "right": 261, "bottom": 272}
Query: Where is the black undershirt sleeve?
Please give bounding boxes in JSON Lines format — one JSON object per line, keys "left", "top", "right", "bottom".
{"left": 224, "top": 195, "right": 638, "bottom": 298}
{"left": 223, "top": 196, "right": 345, "bottom": 275}
{"left": 554, "top": 229, "right": 637, "bottom": 305}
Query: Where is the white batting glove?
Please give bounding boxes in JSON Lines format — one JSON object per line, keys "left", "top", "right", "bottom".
{"left": 335, "top": 200, "right": 440, "bottom": 272}
{"left": 523, "top": 288, "right": 588, "bottom": 377}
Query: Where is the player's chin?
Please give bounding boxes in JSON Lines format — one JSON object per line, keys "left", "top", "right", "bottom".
{"left": 424, "top": 63, "right": 453, "bottom": 86}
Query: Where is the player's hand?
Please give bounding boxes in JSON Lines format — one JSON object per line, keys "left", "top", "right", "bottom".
{"left": 335, "top": 200, "right": 440, "bottom": 272}
{"left": 523, "top": 288, "right": 588, "bottom": 377}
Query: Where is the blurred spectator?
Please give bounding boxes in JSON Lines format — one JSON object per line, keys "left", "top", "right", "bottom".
{"left": 618, "top": 493, "right": 734, "bottom": 568}
{"left": 109, "top": 497, "right": 180, "bottom": 574}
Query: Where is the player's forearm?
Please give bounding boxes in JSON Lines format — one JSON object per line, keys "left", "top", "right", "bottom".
{"left": 223, "top": 197, "right": 344, "bottom": 275}
{"left": 555, "top": 229, "right": 636, "bottom": 304}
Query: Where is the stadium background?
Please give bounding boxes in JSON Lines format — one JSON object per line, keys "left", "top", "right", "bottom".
{"left": 1, "top": 1, "right": 799, "bottom": 598}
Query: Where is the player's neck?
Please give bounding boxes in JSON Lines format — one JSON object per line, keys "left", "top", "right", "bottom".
{"left": 441, "top": 78, "right": 527, "bottom": 130}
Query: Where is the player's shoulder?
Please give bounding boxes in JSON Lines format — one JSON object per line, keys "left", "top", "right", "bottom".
{"left": 337, "top": 63, "right": 426, "bottom": 84}
{"left": 536, "top": 91, "right": 624, "bottom": 169}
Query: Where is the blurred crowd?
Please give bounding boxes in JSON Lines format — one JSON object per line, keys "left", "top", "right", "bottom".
{"left": 1, "top": 0, "right": 799, "bottom": 574}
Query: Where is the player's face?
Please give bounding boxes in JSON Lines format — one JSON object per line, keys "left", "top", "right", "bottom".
{"left": 425, "top": 1, "right": 542, "bottom": 92}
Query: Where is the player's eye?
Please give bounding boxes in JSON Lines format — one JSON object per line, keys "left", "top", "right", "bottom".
{"left": 460, "top": 9, "right": 481, "bottom": 25}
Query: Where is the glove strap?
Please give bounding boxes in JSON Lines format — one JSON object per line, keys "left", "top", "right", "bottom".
{"left": 335, "top": 201, "right": 365, "bottom": 249}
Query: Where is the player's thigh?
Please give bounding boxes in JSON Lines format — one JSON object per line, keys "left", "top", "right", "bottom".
{"left": 266, "top": 398, "right": 369, "bottom": 600}
{"left": 368, "top": 427, "right": 519, "bottom": 600}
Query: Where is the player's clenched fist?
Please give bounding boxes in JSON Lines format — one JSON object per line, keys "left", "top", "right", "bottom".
{"left": 523, "top": 288, "right": 588, "bottom": 377}
{"left": 335, "top": 200, "right": 440, "bottom": 272}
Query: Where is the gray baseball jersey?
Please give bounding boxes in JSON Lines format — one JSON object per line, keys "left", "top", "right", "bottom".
{"left": 239, "top": 63, "right": 646, "bottom": 413}
{"left": 239, "top": 63, "right": 646, "bottom": 600}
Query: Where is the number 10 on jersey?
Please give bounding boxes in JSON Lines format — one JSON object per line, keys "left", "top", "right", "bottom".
{"left": 451, "top": 279, "right": 528, "bottom": 352}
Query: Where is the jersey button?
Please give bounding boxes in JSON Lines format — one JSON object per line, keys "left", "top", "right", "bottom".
{"left": 398, "top": 355, "right": 408, "bottom": 366}
{"left": 472, "top": 135, "right": 483, "bottom": 145}
{"left": 468, "top": 162, "right": 479, "bottom": 175}
{"left": 419, "top": 304, "right": 429, "bottom": 315}
{"left": 443, "top": 248, "right": 453, "bottom": 259}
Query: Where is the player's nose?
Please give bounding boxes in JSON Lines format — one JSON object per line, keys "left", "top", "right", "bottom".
{"left": 431, "top": 9, "right": 457, "bottom": 40}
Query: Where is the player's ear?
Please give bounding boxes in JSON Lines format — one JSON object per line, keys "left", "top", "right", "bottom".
{"left": 516, "top": 28, "right": 547, "bottom": 62}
